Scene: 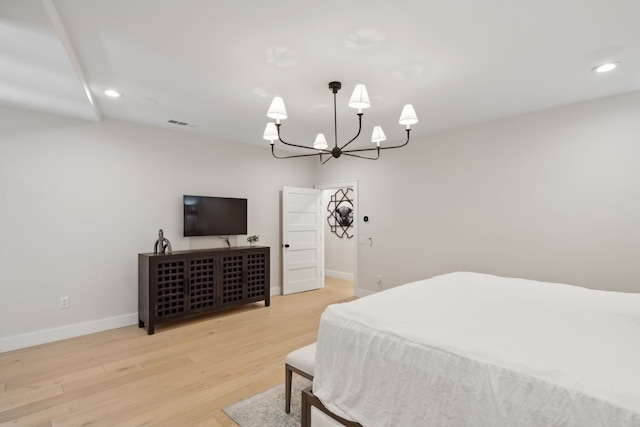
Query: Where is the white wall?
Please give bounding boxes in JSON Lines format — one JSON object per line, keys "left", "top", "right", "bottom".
{"left": 322, "top": 188, "right": 354, "bottom": 280}
{"left": 3, "top": 90, "right": 639, "bottom": 351}
{"left": 316, "top": 91, "right": 640, "bottom": 293}
{"left": 0, "top": 106, "right": 315, "bottom": 351}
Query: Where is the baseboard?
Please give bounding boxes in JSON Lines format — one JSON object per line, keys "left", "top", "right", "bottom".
{"left": 0, "top": 286, "right": 315, "bottom": 353}
{"left": 355, "top": 288, "right": 376, "bottom": 298}
{"left": 0, "top": 313, "right": 139, "bottom": 353}
{"left": 325, "top": 270, "right": 354, "bottom": 281}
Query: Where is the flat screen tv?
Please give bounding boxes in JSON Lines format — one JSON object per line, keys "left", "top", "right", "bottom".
{"left": 183, "top": 195, "right": 248, "bottom": 237}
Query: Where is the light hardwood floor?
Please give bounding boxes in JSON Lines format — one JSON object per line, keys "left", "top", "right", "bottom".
{"left": 0, "top": 278, "right": 354, "bottom": 426}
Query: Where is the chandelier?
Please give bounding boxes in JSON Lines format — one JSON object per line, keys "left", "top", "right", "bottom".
{"left": 263, "top": 81, "right": 418, "bottom": 164}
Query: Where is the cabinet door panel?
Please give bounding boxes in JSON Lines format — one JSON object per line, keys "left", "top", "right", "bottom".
{"left": 188, "top": 256, "right": 216, "bottom": 311}
{"left": 220, "top": 254, "right": 245, "bottom": 305}
{"left": 154, "top": 258, "right": 187, "bottom": 320}
{"left": 246, "top": 251, "right": 268, "bottom": 302}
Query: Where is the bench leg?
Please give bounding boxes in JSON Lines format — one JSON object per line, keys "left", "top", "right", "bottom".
{"left": 285, "top": 365, "right": 293, "bottom": 413}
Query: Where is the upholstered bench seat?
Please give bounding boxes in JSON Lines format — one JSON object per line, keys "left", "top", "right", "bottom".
{"left": 285, "top": 342, "right": 316, "bottom": 413}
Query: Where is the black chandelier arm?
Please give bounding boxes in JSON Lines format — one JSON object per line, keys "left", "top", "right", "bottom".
{"left": 331, "top": 86, "right": 364, "bottom": 152}
{"left": 345, "top": 128, "right": 411, "bottom": 154}
{"left": 271, "top": 145, "right": 325, "bottom": 160}
{"left": 278, "top": 135, "right": 326, "bottom": 152}
{"left": 339, "top": 129, "right": 409, "bottom": 155}
{"left": 319, "top": 152, "right": 344, "bottom": 165}
{"left": 319, "top": 148, "right": 380, "bottom": 163}
{"left": 275, "top": 124, "right": 332, "bottom": 154}
{"left": 377, "top": 128, "right": 411, "bottom": 151}
{"left": 320, "top": 153, "right": 332, "bottom": 164}
{"left": 342, "top": 148, "right": 380, "bottom": 161}
{"left": 338, "top": 113, "right": 364, "bottom": 152}
{"left": 320, "top": 128, "right": 411, "bottom": 163}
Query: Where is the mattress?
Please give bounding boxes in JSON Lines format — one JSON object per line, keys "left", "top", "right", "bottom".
{"left": 313, "top": 272, "right": 640, "bottom": 427}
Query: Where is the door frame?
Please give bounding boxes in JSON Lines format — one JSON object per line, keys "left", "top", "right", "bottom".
{"left": 315, "top": 179, "right": 360, "bottom": 297}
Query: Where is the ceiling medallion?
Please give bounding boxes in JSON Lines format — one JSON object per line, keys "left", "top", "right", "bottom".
{"left": 263, "top": 81, "right": 418, "bottom": 164}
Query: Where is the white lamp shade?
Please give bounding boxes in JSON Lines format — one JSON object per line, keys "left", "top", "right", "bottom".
{"left": 313, "top": 133, "right": 328, "bottom": 149}
{"left": 399, "top": 104, "right": 418, "bottom": 126}
{"left": 371, "top": 126, "right": 386, "bottom": 146}
{"left": 348, "top": 84, "right": 371, "bottom": 110}
{"left": 263, "top": 122, "right": 278, "bottom": 144}
{"left": 267, "top": 97, "right": 288, "bottom": 120}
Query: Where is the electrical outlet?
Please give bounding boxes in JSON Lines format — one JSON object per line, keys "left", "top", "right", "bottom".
{"left": 376, "top": 275, "right": 382, "bottom": 290}
{"left": 60, "top": 296, "right": 70, "bottom": 309}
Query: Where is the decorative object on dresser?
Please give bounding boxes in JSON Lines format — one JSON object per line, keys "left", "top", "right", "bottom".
{"left": 247, "top": 234, "right": 260, "bottom": 246}
{"left": 153, "top": 229, "right": 172, "bottom": 254}
{"left": 138, "top": 246, "right": 270, "bottom": 334}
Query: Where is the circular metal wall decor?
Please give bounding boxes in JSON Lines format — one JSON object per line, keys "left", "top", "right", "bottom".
{"left": 327, "top": 188, "right": 354, "bottom": 238}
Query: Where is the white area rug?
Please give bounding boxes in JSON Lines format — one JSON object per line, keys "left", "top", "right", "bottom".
{"left": 223, "top": 376, "right": 312, "bottom": 427}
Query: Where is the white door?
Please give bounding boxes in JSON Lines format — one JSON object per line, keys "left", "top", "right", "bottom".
{"left": 282, "top": 186, "right": 323, "bottom": 295}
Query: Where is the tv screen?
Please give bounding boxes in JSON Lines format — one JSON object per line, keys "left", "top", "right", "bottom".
{"left": 183, "top": 195, "right": 248, "bottom": 237}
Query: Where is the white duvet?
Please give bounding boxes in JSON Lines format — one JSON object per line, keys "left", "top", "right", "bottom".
{"left": 313, "top": 272, "right": 640, "bottom": 427}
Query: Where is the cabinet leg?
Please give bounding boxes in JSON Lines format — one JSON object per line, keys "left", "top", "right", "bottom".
{"left": 138, "top": 319, "right": 144, "bottom": 328}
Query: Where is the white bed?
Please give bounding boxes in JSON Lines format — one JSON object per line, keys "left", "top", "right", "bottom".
{"left": 311, "top": 272, "right": 640, "bottom": 427}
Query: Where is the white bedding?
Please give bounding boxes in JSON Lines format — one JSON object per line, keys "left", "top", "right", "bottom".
{"left": 313, "top": 272, "right": 640, "bottom": 427}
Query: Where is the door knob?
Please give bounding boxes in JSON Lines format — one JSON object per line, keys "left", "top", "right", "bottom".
{"left": 284, "top": 244, "right": 290, "bottom": 248}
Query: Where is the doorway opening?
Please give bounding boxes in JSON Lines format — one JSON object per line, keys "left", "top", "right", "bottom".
{"left": 316, "top": 180, "right": 358, "bottom": 297}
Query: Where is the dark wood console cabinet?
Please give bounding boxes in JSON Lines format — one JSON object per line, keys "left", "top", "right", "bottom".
{"left": 138, "top": 246, "right": 270, "bottom": 334}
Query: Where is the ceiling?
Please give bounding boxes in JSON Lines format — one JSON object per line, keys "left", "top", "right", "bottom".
{"left": 2, "top": 0, "right": 639, "bottom": 154}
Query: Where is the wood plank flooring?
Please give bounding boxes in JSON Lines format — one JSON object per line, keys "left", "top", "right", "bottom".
{"left": 0, "top": 278, "right": 354, "bottom": 426}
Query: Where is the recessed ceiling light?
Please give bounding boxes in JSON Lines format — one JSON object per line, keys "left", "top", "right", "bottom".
{"left": 104, "top": 89, "right": 122, "bottom": 98}
{"left": 592, "top": 62, "right": 619, "bottom": 73}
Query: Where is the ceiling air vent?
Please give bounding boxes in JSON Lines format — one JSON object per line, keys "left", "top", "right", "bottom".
{"left": 168, "top": 119, "right": 189, "bottom": 126}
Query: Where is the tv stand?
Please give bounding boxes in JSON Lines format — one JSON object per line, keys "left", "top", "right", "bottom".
{"left": 138, "top": 246, "right": 270, "bottom": 334}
